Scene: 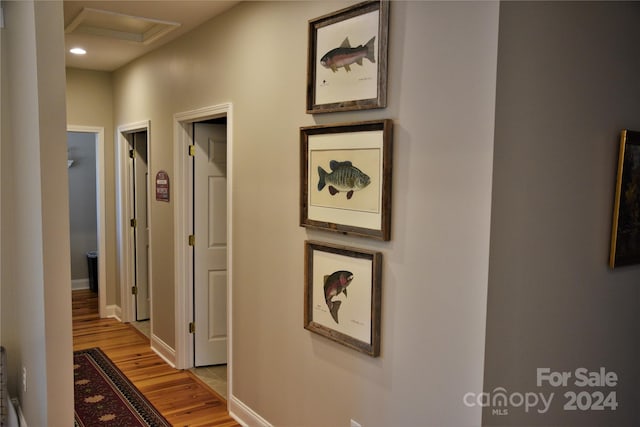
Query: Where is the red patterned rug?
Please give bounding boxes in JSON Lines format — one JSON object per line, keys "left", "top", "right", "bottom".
{"left": 74, "top": 347, "right": 170, "bottom": 427}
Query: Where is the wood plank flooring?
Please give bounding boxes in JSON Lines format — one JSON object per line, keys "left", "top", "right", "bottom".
{"left": 72, "top": 289, "right": 240, "bottom": 427}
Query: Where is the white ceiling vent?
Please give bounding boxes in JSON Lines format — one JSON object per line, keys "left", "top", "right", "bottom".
{"left": 65, "top": 8, "right": 181, "bottom": 45}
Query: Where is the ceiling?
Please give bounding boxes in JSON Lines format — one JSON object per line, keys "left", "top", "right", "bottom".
{"left": 63, "top": 1, "right": 240, "bottom": 71}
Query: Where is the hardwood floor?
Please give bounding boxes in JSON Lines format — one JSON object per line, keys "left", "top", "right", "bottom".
{"left": 72, "top": 289, "right": 240, "bottom": 427}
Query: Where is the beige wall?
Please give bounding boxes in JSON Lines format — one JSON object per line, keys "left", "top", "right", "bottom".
{"left": 0, "top": 1, "right": 74, "bottom": 425}
{"left": 111, "top": 1, "right": 499, "bottom": 426}
{"left": 66, "top": 68, "right": 118, "bottom": 305}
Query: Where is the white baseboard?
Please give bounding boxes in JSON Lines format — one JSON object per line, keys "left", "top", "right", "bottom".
{"left": 105, "top": 304, "right": 122, "bottom": 321}
{"left": 151, "top": 333, "right": 176, "bottom": 368}
{"left": 10, "top": 398, "right": 26, "bottom": 427}
{"left": 229, "top": 395, "right": 272, "bottom": 427}
{"left": 17, "top": 404, "right": 26, "bottom": 427}
{"left": 71, "top": 278, "right": 90, "bottom": 290}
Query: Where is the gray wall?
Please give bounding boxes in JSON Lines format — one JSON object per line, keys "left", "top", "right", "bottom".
{"left": 67, "top": 132, "right": 97, "bottom": 281}
{"left": 484, "top": 2, "right": 640, "bottom": 426}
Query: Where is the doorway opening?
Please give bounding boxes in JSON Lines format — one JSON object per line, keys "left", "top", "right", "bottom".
{"left": 193, "top": 118, "right": 228, "bottom": 366}
{"left": 116, "top": 121, "right": 152, "bottom": 329}
{"left": 174, "top": 103, "right": 233, "bottom": 402}
{"left": 67, "top": 126, "right": 107, "bottom": 319}
{"left": 127, "top": 130, "right": 150, "bottom": 321}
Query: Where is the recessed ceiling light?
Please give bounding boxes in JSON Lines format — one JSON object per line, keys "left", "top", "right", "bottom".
{"left": 70, "top": 47, "right": 87, "bottom": 55}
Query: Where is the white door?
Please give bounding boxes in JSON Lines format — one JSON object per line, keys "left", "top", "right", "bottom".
{"left": 193, "top": 122, "right": 227, "bottom": 366}
{"left": 131, "top": 131, "right": 150, "bottom": 321}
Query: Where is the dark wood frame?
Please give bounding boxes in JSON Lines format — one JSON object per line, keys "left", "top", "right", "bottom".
{"left": 304, "top": 240, "right": 382, "bottom": 356}
{"left": 300, "top": 119, "right": 393, "bottom": 240}
{"left": 610, "top": 129, "right": 640, "bottom": 268}
{"left": 306, "top": 0, "right": 389, "bottom": 114}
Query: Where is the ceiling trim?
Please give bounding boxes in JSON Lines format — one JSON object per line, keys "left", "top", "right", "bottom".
{"left": 65, "top": 8, "right": 181, "bottom": 45}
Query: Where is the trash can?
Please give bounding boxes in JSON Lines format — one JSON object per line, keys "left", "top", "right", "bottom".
{"left": 87, "top": 251, "right": 98, "bottom": 293}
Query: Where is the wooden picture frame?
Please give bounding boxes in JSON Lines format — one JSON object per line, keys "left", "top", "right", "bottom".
{"left": 306, "top": 0, "right": 389, "bottom": 114}
{"left": 304, "top": 240, "right": 382, "bottom": 356}
{"left": 300, "top": 119, "right": 393, "bottom": 240}
{"left": 610, "top": 129, "right": 640, "bottom": 268}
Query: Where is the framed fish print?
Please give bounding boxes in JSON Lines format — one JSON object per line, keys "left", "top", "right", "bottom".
{"left": 300, "top": 119, "right": 393, "bottom": 240}
{"left": 306, "top": 0, "right": 389, "bottom": 114}
{"left": 610, "top": 130, "right": 640, "bottom": 268}
{"left": 304, "top": 240, "right": 382, "bottom": 356}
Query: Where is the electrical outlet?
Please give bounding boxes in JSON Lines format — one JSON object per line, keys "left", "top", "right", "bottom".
{"left": 22, "top": 367, "right": 27, "bottom": 392}
{"left": 350, "top": 420, "right": 362, "bottom": 427}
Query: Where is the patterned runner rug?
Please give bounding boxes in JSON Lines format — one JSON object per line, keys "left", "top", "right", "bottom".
{"left": 74, "top": 347, "right": 170, "bottom": 427}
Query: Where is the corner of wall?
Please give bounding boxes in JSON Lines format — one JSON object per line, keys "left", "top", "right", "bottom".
{"left": 228, "top": 396, "right": 272, "bottom": 427}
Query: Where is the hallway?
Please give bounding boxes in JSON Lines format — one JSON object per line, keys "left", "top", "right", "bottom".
{"left": 72, "top": 289, "right": 239, "bottom": 426}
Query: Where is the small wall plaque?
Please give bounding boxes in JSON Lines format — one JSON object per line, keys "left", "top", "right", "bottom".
{"left": 156, "top": 170, "right": 170, "bottom": 202}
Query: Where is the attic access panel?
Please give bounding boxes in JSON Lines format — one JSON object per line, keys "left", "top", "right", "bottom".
{"left": 65, "top": 7, "right": 181, "bottom": 45}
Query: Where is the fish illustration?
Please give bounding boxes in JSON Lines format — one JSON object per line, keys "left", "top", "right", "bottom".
{"left": 320, "top": 37, "right": 376, "bottom": 73}
{"left": 324, "top": 270, "right": 353, "bottom": 323}
{"left": 318, "top": 160, "right": 370, "bottom": 200}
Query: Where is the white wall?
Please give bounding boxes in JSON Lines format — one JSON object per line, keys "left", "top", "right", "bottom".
{"left": 112, "top": 2, "right": 499, "bottom": 425}
{"left": 0, "top": 1, "right": 74, "bottom": 425}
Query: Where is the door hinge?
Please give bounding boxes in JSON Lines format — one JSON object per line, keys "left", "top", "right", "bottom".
{"left": 131, "top": 286, "right": 138, "bottom": 295}
{"left": 188, "top": 145, "right": 195, "bottom": 157}
{"left": 189, "top": 322, "right": 196, "bottom": 334}
{"left": 188, "top": 235, "right": 195, "bottom": 246}
{"left": 130, "top": 218, "right": 137, "bottom": 228}
{"left": 129, "top": 149, "right": 135, "bottom": 159}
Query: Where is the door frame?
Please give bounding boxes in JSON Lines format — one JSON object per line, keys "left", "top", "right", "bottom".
{"left": 67, "top": 125, "right": 107, "bottom": 319}
{"left": 116, "top": 120, "right": 152, "bottom": 324}
{"left": 173, "top": 104, "right": 233, "bottom": 382}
